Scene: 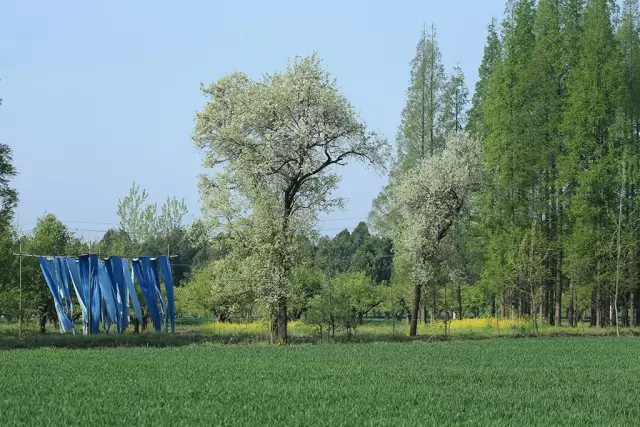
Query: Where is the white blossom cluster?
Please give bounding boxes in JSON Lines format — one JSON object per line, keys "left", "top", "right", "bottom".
{"left": 394, "top": 134, "right": 483, "bottom": 286}
{"left": 192, "top": 54, "right": 389, "bottom": 320}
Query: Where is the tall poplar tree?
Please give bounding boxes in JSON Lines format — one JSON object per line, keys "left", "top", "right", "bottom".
{"left": 479, "top": 0, "right": 537, "bottom": 319}
{"left": 561, "top": 0, "right": 623, "bottom": 327}
{"left": 467, "top": 18, "right": 502, "bottom": 138}
{"left": 370, "top": 23, "right": 447, "bottom": 329}
{"left": 441, "top": 65, "right": 469, "bottom": 135}
{"left": 395, "top": 23, "right": 446, "bottom": 170}
{"left": 616, "top": 0, "right": 640, "bottom": 325}
{"left": 528, "top": 0, "right": 566, "bottom": 326}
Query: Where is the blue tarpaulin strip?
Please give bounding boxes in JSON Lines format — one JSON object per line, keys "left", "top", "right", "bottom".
{"left": 40, "top": 254, "right": 174, "bottom": 335}
{"left": 78, "top": 256, "right": 91, "bottom": 333}
{"left": 38, "top": 257, "right": 75, "bottom": 334}
{"left": 158, "top": 256, "right": 175, "bottom": 334}
{"left": 97, "top": 261, "right": 118, "bottom": 328}
{"left": 147, "top": 258, "right": 166, "bottom": 331}
{"left": 54, "top": 258, "right": 73, "bottom": 316}
{"left": 66, "top": 258, "right": 87, "bottom": 330}
{"left": 132, "top": 258, "right": 162, "bottom": 332}
{"left": 103, "top": 258, "right": 120, "bottom": 332}
{"left": 119, "top": 257, "right": 143, "bottom": 327}
{"left": 89, "top": 254, "right": 101, "bottom": 334}
{"left": 44, "top": 258, "right": 75, "bottom": 335}
{"left": 105, "top": 256, "right": 135, "bottom": 333}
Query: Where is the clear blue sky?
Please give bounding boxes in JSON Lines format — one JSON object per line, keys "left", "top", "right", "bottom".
{"left": 1, "top": 0, "right": 505, "bottom": 240}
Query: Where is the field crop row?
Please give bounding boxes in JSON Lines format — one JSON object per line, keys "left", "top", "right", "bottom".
{"left": 2, "top": 338, "right": 640, "bottom": 426}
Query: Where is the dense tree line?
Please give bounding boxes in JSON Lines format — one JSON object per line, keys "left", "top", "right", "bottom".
{"left": 4, "top": 0, "right": 640, "bottom": 339}
{"left": 468, "top": 0, "right": 640, "bottom": 331}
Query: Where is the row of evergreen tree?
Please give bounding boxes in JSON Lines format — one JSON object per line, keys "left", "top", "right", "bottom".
{"left": 475, "top": 0, "right": 640, "bottom": 328}
{"left": 373, "top": 0, "right": 640, "bottom": 328}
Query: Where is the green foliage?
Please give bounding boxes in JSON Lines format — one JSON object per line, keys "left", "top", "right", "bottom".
{"left": 315, "top": 221, "right": 392, "bottom": 284}
{"left": 369, "top": 24, "right": 451, "bottom": 238}
{"left": 177, "top": 253, "right": 258, "bottom": 321}
{"left": 305, "top": 271, "right": 383, "bottom": 336}
{"left": 16, "top": 214, "right": 81, "bottom": 323}
{"left": 0, "top": 144, "right": 18, "bottom": 230}
{"left": 116, "top": 182, "right": 188, "bottom": 246}
{"left": 467, "top": 18, "right": 501, "bottom": 138}
{"left": 441, "top": 65, "right": 469, "bottom": 134}
{"left": 289, "top": 266, "right": 326, "bottom": 320}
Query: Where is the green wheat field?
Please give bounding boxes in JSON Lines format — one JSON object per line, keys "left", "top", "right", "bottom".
{"left": 2, "top": 338, "right": 640, "bottom": 426}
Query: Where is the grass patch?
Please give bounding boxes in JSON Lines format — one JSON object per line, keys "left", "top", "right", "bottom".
{"left": 2, "top": 317, "right": 640, "bottom": 349}
{"left": 1, "top": 338, "right": 640, "bottom": 426}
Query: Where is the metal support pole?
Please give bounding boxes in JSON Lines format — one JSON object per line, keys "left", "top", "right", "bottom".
{"left": 88, "top": 241, "right": 92, "bottom": 335}
{"left": 18, "top": 241, "right": 22, "bottom": 340}
{"left": 166, "top": 243, "right": 170, "bottom": 333}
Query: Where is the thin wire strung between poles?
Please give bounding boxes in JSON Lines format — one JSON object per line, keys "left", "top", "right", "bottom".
{"left": 12, "top": 253, "right": 178, "bottom": 259}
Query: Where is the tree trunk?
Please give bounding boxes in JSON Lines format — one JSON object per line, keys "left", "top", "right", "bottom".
{"left": 633, "top": 291, "right": 640, "bottom": 326}
{"left": 409, "top": 283, "right": 421, "bottom": 336}
{"left": 623, "top": 294, "right": 630, "bottom": 327}
{"left": 456, "top": 284, "right": 463, "bottom": 320}
{"left": 500, "top": 293, "right": 506, "bottom": 319}
{"left": 39, "top": 312, "right": 47, "bottom": 334}
{"left": 547, "top": 287, "right": 554, "bottom": 326}
{"left": 590, "top": 288, "right": 597, "bottom": 327}
{"left": 490, "top": 294, "right": 496, "bottom": 317}
{"left": 596, "top": 288, "right": 602, "bottom": 328}
{"left": 568, "top": 287, "right": 574, "bottom": 328}
{"left": 423, "top": 304, "right": 428, "bottom": 324}
{"left": 540, "top": 287, "right": 544, "bottom": 322}
{"left": 430, "top": 286, "right": 437, "bottom": 324}
{"left": 271, "top": 300, "right": 288, "bottom": 343}
{"left": 555, "top": 255, "right": 562, "bottom": 327}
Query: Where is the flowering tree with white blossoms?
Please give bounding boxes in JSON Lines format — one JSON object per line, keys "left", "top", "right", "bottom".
{"left": 393, "top": 133, "right": 482, "bottom": 336}
{"left": 192, "top": 53, "right": 388, "bottom": 342}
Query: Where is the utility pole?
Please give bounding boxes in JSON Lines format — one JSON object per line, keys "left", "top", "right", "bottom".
{"left": 18, "top": 240, "right": 22, "bottom": 340}
{"left": 166, "top": 242, "right": 170, "bottom": 333}
{"left": 88, "top": 241, "right": 92, "bottom": 335}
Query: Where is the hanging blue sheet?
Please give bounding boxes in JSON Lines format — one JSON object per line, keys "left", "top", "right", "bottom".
{"left": 148, "top": 258, "right": 166, "bottom": 331}
{"left": 54, "top": 258, "right": 73, "bottom": 316}
{"left": 105, "top": 257, "right": 127, "bottom": 331}
{"left": 39, "top": 254, "right": 175, "bottom": 335}
{"left": 66, "top": 258, "right": 88, "bottom": 332}
{"left": 78, "top": 256, "right": 91, "bottom": 332}
{"left": 97, "top": 261, "right": 118, "bottom": 331}
{"left": 158, "top": 256, "right": 176, "bottom": 334}
{"left": 89, "top": 254, "right": 102, "bottom": 334}
{"left": 132, "top": 257, "right": 162, "bottom": 332}
{"left": 38, "top": 257, "right": 75, "bottom": 334}
{"left": 119, "top": 257, "right": 143, "bottom": 327}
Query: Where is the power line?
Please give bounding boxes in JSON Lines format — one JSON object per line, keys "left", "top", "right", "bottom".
{"left": 19, "top": 215, "right": 367, "bottom": 228}
{"left": 318, "top": 216, "right": 368, "bottom": 222}
{"left": 20, "top": 220, "right": 119, "bottom": 227}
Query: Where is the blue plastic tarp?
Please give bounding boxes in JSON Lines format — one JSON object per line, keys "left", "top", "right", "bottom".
{"left": 38, "top": 257, "right": 75, "bottom": 334}
{"left": 97, "top": 261, "right": 118, "bottom": 331}
{"left": 120, "top": 257, "right": 143, "bottom": 327}
{"left": 89, "top": 254, "right": 102, "bottom": 334}
{"left": 66, "top": 258, "right": 88, "bottom": 331}
{"left": 132, "top": 257, "right": 162, "bottom": 332}
{"left": 147, "top": 257, "right": 166, "bottom": 331}
{"left": 158, "top": 256, "right": 176, "bottom": 334}
{"left": 39, "top": 254, "right": 176, "bottom": 336}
